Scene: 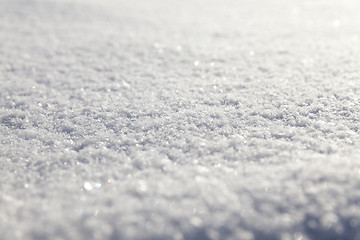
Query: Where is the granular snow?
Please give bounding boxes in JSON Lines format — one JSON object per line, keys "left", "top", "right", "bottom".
{"left": 1, "top": 0, "right": 360, "bottom": 239}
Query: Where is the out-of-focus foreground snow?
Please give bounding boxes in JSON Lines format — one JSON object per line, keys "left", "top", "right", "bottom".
{"left": 1, "top": 0, "right": 360, "bottom": 239}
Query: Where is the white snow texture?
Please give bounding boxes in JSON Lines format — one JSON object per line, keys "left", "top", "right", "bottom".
{"left": 1, "top": 0, "right": 360, "bottom": 239}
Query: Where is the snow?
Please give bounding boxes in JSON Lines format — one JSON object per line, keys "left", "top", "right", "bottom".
{"left": 1, "top": 0, "right": 360, "bottom": 239}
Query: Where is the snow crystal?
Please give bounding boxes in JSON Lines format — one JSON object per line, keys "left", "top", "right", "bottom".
{"left": 83, "top": 182, "right": 93, "bottom": 191}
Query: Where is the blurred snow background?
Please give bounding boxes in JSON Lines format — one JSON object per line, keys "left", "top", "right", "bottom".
{"left": 1, "top": 0, "right": 360, "bottom": 239}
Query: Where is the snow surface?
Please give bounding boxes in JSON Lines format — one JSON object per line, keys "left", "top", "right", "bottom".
{"left": 1, "top": 0, "right": 360, "bottom": 239}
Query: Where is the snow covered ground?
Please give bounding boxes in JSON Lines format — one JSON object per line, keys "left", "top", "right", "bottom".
{"left": 1, "top": 0, "right": 360, "bottom": 239}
